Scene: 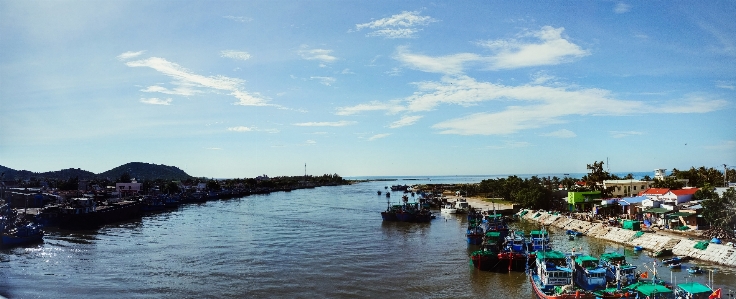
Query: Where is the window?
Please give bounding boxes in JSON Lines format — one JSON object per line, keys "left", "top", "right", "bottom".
{"left": 633, "top": 186, "right": 637, "bottom": 190}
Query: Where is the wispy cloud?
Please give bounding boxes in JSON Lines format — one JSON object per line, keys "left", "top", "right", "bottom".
{"left": 389, "top": 115, "right": 423, "bottom": 128}
{"left": 542, "top": 129, "right": 576, "bottom": 138}
{"left": 205, "top": 147, "right": 222, "bottom": 150}
{"left": 716, "top": 81, "right": 735, "bottom": 90}
{"left": 141, "top": 85, "right": 200, "bottom": 96}
{"left": 703, "top": 140, "right": 736, "bottom": 150}
{"left": 310, "top": 76, "right": 336, "bottom": 86}
{"left": 486, "top": 141, "right": 531, "bottom": 149}
{"left": 227, "top": 126, "right": 254, "bottom": 132}
{"left": 339, "top": 74, "right": 726, "bottom": 136}
{"left": 123, "top": 56, "right": 271, "bottom": 106}
{"left": 395, "top": 46, "right": 480, "bottom": 75}
{"left": 368, "top": 133, "right": 391, "bottom": 141}
{"left": 385, "top": 67, "right": 402, "bottom": 76}
{"left": 305, "top": 140, "right": 317, "bottom": 144}
{"left": 139, "top": 97, "right": 172, "bottom": 105}
{"left": 354, "top": 11, "right": 437, "bottom": 39}
{"left": 117, "top": 50, "right": 145, "bottom": 61}
{"left": 614, "top": 2, "right": 631, "bottom": 14}
{"left": 221, "top": 50, "right": 251, "bottom": 61}
{"left": 477, "top": 26, "right": 590, "bottom": 70}
{"left": 298, "top": 45, "right": 337, "bottom": 63}
{"left": 293, "top": 121, "right": 356, "bottom": 127}
{"left": 394, "top": 27, "right": 588, "bottom": 75}
{"left": 223, "top": 15, "right": 252, "bottom": 22}
{"left": 656, "top": 94, "right": 728, "bottom": 113}
{"left": 336, "top": 100, "right": 405, "bottom": 116}
{"left": 609, "top": 131, "right": 644, "bottom": 138}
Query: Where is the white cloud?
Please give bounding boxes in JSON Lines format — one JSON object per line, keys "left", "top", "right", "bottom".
{"left": 223, "top": 16, "right": 252, "bottom": 22}
{"left": 530, "top": 71, "right": 556, "bottom": 85}
{"left": 614, "top": 2, "right": 631, "bottom": 14}
{"left": 368, "top": 133, "right": 391, "bottom": 141}
{"left": 310, "top": 76, "right": 336, "bottom": 86}
{"left": 341, "top": 69, "right": 354, "bottom": 74}
{"left": 389, "top": 115, "right": 423, "bottom": 128}
{"left": 221, "top": 50, "right": 251, "bottom": 61}
{"left": 336, "top": 100, "right": 405, "bottom": 116}
{"left": 478, "top": 26, "right": 590, "bottom": 69}
{"left": 124, "top": 56, "right": 270, "bottom": 106}
{"left": 395, "top": 47, "right": 480, "bottom": 74}
{"left": 305, "top": 140, "right": 317, "bottom": 144}
{"left": 227, "top": 126, "right": 254, "bottom": 132}
{"left": 394, "top": 27, "right": 588, "bottom": 75}
{"left": 657, "top": 95, "right": 728, "bottom": 113}
{"left": 117, "top": 50, "right": 145, "bottom": 61}
{"left": 542, "top": 129, "right": 576, "bottom": 138}
{"left": 385, "top": 67, "right": 402, "bottom": 76}
{"left": 716, "top": 81, "right": 735, "bottom": 90}
{"left": 139, "top": 97, "right": 172, "bottom": 105}
{"left": 355, "top": 11, "right": 437, "bottom": 39}
{"left": 205, "top": 147, "right": 222, "bottom": 150}
{"left": 703, "top": 140, "right": 736, "bottom": 150}
{"left": 609, "top": 131, "right": 644, "bottom": 138}
{"left": 293, "top": 121, "right": 356, "bottom": 127}
{"left": 298, "top": 45, "right": 337, "bottom": 63}
{"left": 141, "top": 85, "right": 200, "bottom": 96}
{"left": 486, "top": 141, "right": 531, "bottom": 149}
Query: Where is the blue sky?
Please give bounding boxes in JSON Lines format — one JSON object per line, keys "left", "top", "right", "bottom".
{"left": 1, "top": 1, "right": 735, "bottom": 178}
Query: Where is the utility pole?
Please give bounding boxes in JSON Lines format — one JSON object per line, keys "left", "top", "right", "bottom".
{"left": 725, "top": 164, "right": 728, "bottom": 187}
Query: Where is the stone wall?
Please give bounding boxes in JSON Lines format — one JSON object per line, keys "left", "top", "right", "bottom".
{"left": 518, "top": 210, "right": 736, "bottom": 267}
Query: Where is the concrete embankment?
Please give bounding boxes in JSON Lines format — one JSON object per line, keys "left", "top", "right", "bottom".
{"left": 519, "top": 210, "right": 736, "bottom": 267}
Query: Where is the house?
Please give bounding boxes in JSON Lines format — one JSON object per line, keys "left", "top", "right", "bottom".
{"left": 660, "top": 188, "right": 699, "bottom": 206}
{"left": 567, "top": 191, "right": 601, "bottom": 212}
{"left": 115, "top": 181, "right": 142, "bottom": 197}
{"left": 638, "top": 188, "right": 670, "bottom": 199}
{"left": 603, "top": 180, "right": 651, "bottom": 198}
{"left": 617, "top": 196, "right": 647, "bottom": 216}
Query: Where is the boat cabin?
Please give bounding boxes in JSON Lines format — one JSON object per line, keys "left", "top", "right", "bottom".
{"left": 536, "top": 251, "right": 573, "bottom": 287}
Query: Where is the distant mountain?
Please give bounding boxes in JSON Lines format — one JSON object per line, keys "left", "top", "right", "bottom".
{"left": 98, "top": 162, "right": 192, "bottom": 181}
{"left": 0, "top": 162, "right": 192, "bottom": 181}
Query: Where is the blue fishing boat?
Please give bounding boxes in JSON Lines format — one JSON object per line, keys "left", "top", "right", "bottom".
{"left": 497, "top": 230, "right": 532, "bottom": 272}
{"left": 529, "top": 229, "right": 551, "bottom": 252}
{"left": 1, "top": 203, "right": 44, "bottom": 247}
{"left": 674, "top": 282, "right": 713, "bottom": 299}
{"left": 528, "top": 250, "right": 595, "bottom": 299}
{"left": 599, "top": 252, "right": 637, "bottom": 284}
{"left": 686, "top": 266, "right": 704, "bottom": 275}
{"left": 470, "top": 231, "right": 503, "bottom": 271}
{"left": 466, "top": 219, "right": 484, "bottom": 245}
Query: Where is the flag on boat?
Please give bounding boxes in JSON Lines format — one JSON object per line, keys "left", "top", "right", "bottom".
{"left": 640, "top": 271, "right": 648, "bottom": 279}
{"left": 709, "top": 288, "right": 721, "bottom": 299}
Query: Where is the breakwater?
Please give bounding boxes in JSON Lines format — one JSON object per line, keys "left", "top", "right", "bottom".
{"left": 519, "top": 210, "right": 736, "bottom": 267}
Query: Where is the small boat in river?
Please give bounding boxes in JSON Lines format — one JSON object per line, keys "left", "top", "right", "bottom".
{"left": 528, "top": 250, "right": 595, "bottom": 298}
{"left": 1, "top": 203, "right": 44, "bottom": 247}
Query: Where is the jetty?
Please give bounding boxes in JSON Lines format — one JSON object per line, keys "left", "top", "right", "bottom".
{"left": 518, "top": 209, "right": 736, "bottom": 267}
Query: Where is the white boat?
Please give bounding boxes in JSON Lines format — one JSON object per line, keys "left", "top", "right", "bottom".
{"left": 455, "top": 199, "right": 469, "bottom": 214}
{"left": 441, "top": 203, "right": 457, "bottom": 214}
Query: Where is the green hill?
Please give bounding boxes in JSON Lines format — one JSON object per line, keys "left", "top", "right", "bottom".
{"left": 0, "top": 162, "right": 192, "bottom": 181}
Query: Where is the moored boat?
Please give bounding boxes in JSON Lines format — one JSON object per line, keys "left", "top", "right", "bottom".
{"left": 466, "top": 220, "right": 484, "bottom": 245}
{"left": 1, "top": 203, "right": 44, "bottom": 247}
{"left": 528, "top": 250, "right": 595, "bottom": 299}
{"left": 599, "top": 252, "right": 637, "bottom": 284}
{"left": 470, "top": 231, "right": 503, "bottom": 271}
{"left": 674, "top": 282, "right": 714, "bottom": 299}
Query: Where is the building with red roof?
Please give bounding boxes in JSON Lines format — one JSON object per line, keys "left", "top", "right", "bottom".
{"left": 661, "top": 188, "right": 699, "bottom": 205}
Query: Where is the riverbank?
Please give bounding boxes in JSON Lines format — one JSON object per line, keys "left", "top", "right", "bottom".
{"left": 518, "top": 209, "right": 736, "bottom": 267}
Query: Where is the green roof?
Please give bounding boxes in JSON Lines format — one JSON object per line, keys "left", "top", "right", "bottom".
{"left": 530, "top": 230, "right": 548, "bottom": 235}
{"left": 677, "top": 282, "right": 712, "bottom": 295}
{"left": 667, "top": 212, "right": 693, "bottom": 218}
{"left": 574, "top": 255, "right": 599, "bottom": 264}
{"left": 627, "top": 282, "right": 673, "bottom": 295}
{"left": 485, "top": 231, "right": 501, "bottom": 238}
{"left": 599, "top": 252, "right": 626, "bottom": 262}
{"left": 535, "top": 250, "right": 566, "bottom": 260}
{"left": 518, "top": 210, "right": 529, "bottom": 217}
{"left": 642, "top": 208, "right": 670, "bottom": 214}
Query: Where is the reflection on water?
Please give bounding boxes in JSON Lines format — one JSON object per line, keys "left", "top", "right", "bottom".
{"left": 1, "top": 177, "right": 733, "bottom": 298}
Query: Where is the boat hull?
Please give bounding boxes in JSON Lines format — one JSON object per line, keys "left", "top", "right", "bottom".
{"left": 1, "top": 233, "right": 43, "bottom": 247}
{"left": 529, "top": 274, "right": 595, "bottom": 299}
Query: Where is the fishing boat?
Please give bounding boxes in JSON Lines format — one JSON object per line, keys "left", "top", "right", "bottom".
{"left": 1, "top": 203, "right": 44, "bottom": 247}
{"left": 441, "top": 203, "right": 457, "bottom": 214}
{"left": 58, "top": 198, "right": 142, "bottom": 229}
{"left": 661, "top": 256, "right": 688, "bottom": 265}
{"left": 529, "top": 229, "right": 551, "bottom": 252}
{"left": 566, "top": 229, "right": 583, "bottom": 237}
{"left": 470, "top": 231, "right": 503, "bottom": 271}
{"left": 497, "top": 230, "right": 532, "bottom": 272}
{"left": 528, "top": 250, "right": 595, "bottom": 299}
{"left": 572, "top": 254, "right": 632, "bottom": 298}
{"left": 623, "top": 262, "right": 674, "bottom": 299}
{"left": 686, "top": 266, "right": 704, "bottom": 275}
{"left": 599, "top": 252, "right": 637, "bottom": 284}
{"left": 454, "top": 199, "right": 469, "bottom": 214}
{"left": 483, "top": 213, "right": 509, "bottom": 239}
{"left": 667, "top": 262, "right": 681, "bottom": 269}
{"left": 466, "top": 220, "right": 484, "bottom": 245}
{"left": 674, "top": 282, "right": 714, "bottom": 299}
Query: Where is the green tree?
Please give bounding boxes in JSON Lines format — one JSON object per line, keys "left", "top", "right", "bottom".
{"left": 651, "top": 176, "right": 685, "bottom": 189}
{"left": 702, "top": 188, "right": 736, "bottom": 230}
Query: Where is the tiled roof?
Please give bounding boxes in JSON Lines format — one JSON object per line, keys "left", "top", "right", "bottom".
{"left": 638, "top": 188, "right": 670, "bottom": 195}
{"left": 671, "top": 188, "right": 699, "bottom": 196}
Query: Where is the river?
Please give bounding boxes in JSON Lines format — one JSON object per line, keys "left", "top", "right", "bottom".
{"left": 1, "top": 176, "right": 733, "bottom": 298}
